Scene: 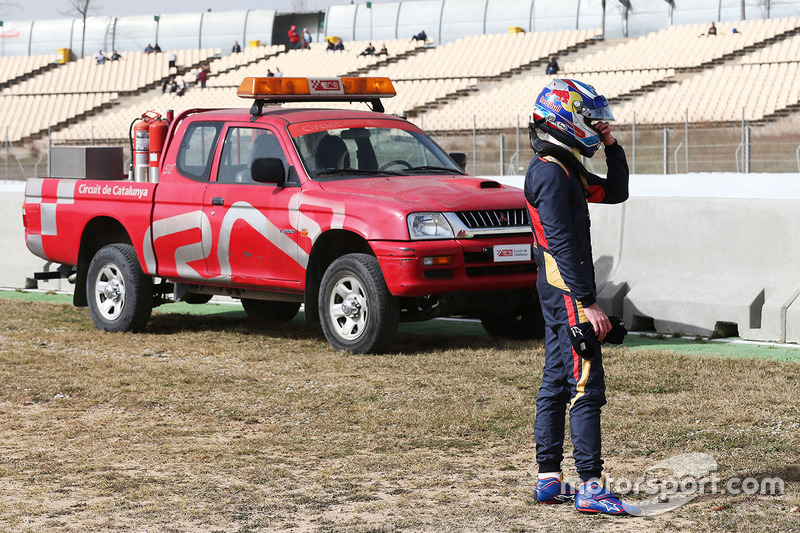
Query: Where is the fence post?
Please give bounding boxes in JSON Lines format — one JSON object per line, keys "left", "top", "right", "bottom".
{"left": 5, "top": 126, "right": 9, "bottom": 180}
{"left": 500, "top": 133, "right": 505, "bottom": 176}
{"left": 663, "top": 127, "right": 669, "bottom": 174}
{"left": 632, "top": 110, "right": 636, "bottom": 174}
{"left": 745, "top": 125, "right": 751, "bottom": 173}
{"left": 796, "top": 144, "right": 800, "bottom": 173}
{"left": 740, "top": 107, "right": 745, "bottom": 171}
{"left": 516, "top": 115, "right": 520, "bottom": 172}
{"left": 685, "top": 108, "right": 689, "bottom": 173}
{"left": 472, "top": 115, "right": 477, "bottom": 175}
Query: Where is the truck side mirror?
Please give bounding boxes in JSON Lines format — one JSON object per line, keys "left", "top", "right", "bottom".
{"left": 449, "top": 152, "right": 467, "bottom": 172}
{"left": 251, "top": 157, "right": 286, "bottom": 186}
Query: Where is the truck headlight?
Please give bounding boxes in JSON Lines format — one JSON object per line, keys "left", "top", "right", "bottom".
{"left": 407, "top": 213, "right": 454, "bottom": 240}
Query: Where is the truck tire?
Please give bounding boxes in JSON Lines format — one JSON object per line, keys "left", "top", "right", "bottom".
{"left": 87, "top": 243, "right": 153, "bottom": 333}
{"left": 241, "top": 299, "right": 300, "bottom": 324}
{"left": 480, "top": 297, "right": 545, "bottom": 341}
{"left": 319, "top": 253, "right": 399, "bottom": 354}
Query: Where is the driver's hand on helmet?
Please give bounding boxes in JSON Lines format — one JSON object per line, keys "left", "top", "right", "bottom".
{"left": 592, "top": 121, "right": 616, "bottom": 146}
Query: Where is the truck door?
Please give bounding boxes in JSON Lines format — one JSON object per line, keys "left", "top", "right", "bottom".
{"left": 202, "top": 125, "right": 304, "bottom": 286}
{"left": 150, "top": 121, "right": 221, "bottom": 281}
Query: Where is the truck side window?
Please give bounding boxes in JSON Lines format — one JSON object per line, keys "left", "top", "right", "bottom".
{"left": 218, "top": 127, "right": 288, "bottom": 184}
{"left": 176, "top": 122, "right": 222, "bottom": 182}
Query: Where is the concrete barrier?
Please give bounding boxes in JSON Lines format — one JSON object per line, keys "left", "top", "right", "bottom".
{"left": 5, "top": 173, "right": 800, "bottom": 344}
{"left": 493, "top": 173, "right": 800, "bottom": 344}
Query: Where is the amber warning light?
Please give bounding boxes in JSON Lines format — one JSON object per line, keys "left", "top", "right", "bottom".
{"left": 238, "top": 76, "right": 396, "bottom": 115}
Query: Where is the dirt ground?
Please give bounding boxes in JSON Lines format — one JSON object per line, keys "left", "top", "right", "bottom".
{"left": 0, "top": 298, "right": 798, "bottom": 532}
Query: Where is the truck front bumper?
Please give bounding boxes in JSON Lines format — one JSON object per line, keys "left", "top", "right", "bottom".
{"left": 371, "top": 238, "right": 536, "bottom": 297}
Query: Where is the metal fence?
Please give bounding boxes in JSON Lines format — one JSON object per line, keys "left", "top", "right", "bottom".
{"left": 3, "top": 114, "right": 800, "bottom": 181}
{"left": 432, "top": 113, "right": 800, "bottom": 177}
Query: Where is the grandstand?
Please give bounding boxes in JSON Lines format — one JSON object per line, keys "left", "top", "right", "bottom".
{"left": 3, "top": 2, "right": 800, "bottom": 175}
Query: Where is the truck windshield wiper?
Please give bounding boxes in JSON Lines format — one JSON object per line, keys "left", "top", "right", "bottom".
{"left": 402, "top": 165, "right": 463, "bottom": 174}
{"left": 316, "top": 168, "right": 404, "bottom": 177}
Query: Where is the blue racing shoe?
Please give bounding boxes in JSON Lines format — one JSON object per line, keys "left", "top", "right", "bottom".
{"left": 576, "top": 478, "right": 641, "bottom": 515}
{"left": 534, "top": 473, "right": 577, "bottom": 504}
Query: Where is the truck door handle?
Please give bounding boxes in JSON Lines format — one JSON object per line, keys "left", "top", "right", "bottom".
{"left": 211, "top": 197, "right": 224, "bottom": 206}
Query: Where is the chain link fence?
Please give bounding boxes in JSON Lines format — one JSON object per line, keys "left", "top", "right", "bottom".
{"left": 433, "top": 114, "right": 800, "bottom": 177}
{"left": 3, "top": 115, "right": 800, "bottom": 181}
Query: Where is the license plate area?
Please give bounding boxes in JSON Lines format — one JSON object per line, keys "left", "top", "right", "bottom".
{"left": 493, "top": 244, "right": 532, "bottom": 262}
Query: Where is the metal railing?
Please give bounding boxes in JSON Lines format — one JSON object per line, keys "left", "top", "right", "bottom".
{"left": 3, "top": 109, "right": 800, "bottom": 180}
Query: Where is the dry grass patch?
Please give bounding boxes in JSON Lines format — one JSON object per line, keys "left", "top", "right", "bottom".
{"left": 0, "top": 298, "right": 798, "bottom": 532}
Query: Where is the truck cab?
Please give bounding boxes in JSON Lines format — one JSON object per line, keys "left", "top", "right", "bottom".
{"left": 24, "top": 77, "right": 541, "bottom": 353}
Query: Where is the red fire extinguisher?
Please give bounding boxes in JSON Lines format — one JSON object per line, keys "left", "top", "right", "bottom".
{"left": 148, "top": 116, "right": 168, "bottom": 183}
{"left": 130, "top": 110, "right": 170, "bottom": 183}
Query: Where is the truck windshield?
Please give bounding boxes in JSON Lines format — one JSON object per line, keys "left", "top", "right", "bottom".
{"left": 293, "top": 126, "right": 464, "bottom": 180}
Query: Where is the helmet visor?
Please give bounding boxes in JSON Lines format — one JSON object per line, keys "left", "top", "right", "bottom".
{"left": 581, "top": 95, "right": 615, "bottom": 121}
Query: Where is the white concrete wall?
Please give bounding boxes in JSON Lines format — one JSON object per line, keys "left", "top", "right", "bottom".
{"left": 494, "top": 173, "right": 800, "bottom": 344}
{"left": 5, "top": 173, "right": 800, "bottom": 343}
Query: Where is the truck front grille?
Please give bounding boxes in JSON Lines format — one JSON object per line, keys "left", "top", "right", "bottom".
{"left": 456, "top": 209, "right": 529, "bottom": 229}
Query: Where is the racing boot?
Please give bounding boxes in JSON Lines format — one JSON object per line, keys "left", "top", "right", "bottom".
{"left": 575, "top": 477, "right": 641, "bottom": 515}
{"left": 534, "top": 472, "right": 577, "bottom": 504}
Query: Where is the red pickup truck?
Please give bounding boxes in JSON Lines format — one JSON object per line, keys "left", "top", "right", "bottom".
{"left": 23, "top": 76, "right": 541, "bottom": 353}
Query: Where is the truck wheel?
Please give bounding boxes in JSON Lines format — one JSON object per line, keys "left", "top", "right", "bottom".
{"left": 87, "top": 244, "right": 153, "bottom": 332}
{"left": 241, "top": 299, "right": 300, "bottom": 323}
{"left": 319, "top": 253, "right": 399, "bottom": 354}
{"left": 480, "top": 298, "right": 545, "bottom": 341}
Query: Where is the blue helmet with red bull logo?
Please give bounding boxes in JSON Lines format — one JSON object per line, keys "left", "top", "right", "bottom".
{"left": 532, "top": 79, "right": 614, "bottom": 157}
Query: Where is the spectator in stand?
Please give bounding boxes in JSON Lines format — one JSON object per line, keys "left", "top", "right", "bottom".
{"left": 545, "top": 55, "right": 560, "bottom": 75}
{"left": 176, "top": 78, "right": 188, "bottom": 97}
{"left": 169, "top": 78, "right": 178, "bottom": 94}
{"left": 267, "top": 69, "right": 275, "bottom": 77}
{"left": 326, "top": 39, "right": 336, "bottom": 51}
{"left": 359, "top": 42, "right": 376, "bottom": 56}
{"left": 95, "top": 50, "right": 107, "bottom": 65}
{"left": 302, "top": 28, "right": 312, "bottom": 49}
{"left": 197, "top": 68, "right": 207, "bottom": 89}
{"left": 232, "top": 40, "right": 242, "bottom": 53}
{"left": 111, "top": 50, "right": 122, "bottom": 61}
{"left": 144, "top": 43, "right": 154, "bottom": 54}
{"left": 167, "top": 51, "right": 177, "bottom": 69}
{"left": 288, "top": 25, "right": 300, "bottom": 49}
{"left": 153, "top": 43, "right": 162, "bottom": 53}
{"left": 412, "top": 30, "right": 427, "bottom": 42}
{"left": 707, "top": 22, "right": 717, "bottom": 35}
{"left": 377, "top": 43, "right": 388, "bottom": 56}
{"left": 274, "top": 67, "right": 283, "bottom": 77}
{"left": 162, "top": 76, "right": 173, "bottom": 93}
{"left": 334, "top": 39, "right": 345, "bottom": 51}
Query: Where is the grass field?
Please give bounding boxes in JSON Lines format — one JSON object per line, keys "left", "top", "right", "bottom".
{"left": 0, "top": 294, "right": 798, "bottom": 532}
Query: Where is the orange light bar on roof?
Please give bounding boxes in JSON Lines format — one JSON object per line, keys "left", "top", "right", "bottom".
{"left": 237, "top": 76, "right": 396, "bottom": 100}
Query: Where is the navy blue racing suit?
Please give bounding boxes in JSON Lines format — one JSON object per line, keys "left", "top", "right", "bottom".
{"left": 523, "top": 139, "right": 629, "bottom": 480}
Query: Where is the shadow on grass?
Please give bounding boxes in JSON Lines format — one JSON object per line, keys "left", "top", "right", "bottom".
{"left": 748, "top": 464, "right": 800, "bottom": 483}
{"left": 145, "top": 309, "right": 507, "bottom": 353}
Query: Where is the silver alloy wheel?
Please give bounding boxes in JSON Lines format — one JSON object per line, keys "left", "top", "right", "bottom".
{"left": 327, "top": 274, "right": 368, "bottom": 341}
{"left": 94, "top": 262, "right": 126, "bottom": 321}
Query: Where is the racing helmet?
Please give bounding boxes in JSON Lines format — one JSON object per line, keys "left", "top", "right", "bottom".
{"left": 532, "top": 79, "right": 614, "bottom": 157}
